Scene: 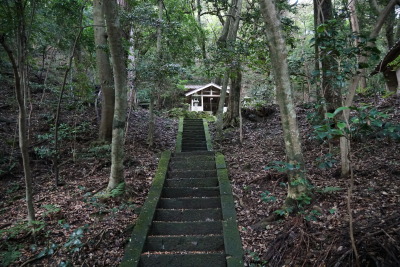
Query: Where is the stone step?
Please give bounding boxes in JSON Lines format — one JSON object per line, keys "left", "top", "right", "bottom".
{"left": 168, "top": 170, "right": 217, "bottom": 179}
{"left": 173, "top": 151, "right": 215, "bottom": 157}
{"left": 159, "top": 197, "right": 221, "bottom": 209}
{"left": 150, "top": 221, "right": 223, "bottom": 235}
{"left": 162, "top": 187, "right": 219, "bottom": 198}
{"left": 144, "top": 235, "right": 224, "bottom": 252}
{"left": 139, "top": 253, "right": 226, "bottom": 267}
{"left": 165, "top": 178, "right": 219, "bottom": 187}
{"left": 181, "top": 147, "right": 208, "bottom": 152}
{"left": 170, "top": 156, "right": 214, "bottom": 163}
{"left": 181, "top": 141, "right": 205, "bottom": 144}
{"left": 154, "top": 208, "right": 222, "bottom": 221}
{"left": 182, "top": 141, "right": 207, "bottom": 148}
{"left": 183, "top": 129, "right": 204, "bottom": 133}
{"left": 169, "top": 161, "right": 215, "bottom": 171}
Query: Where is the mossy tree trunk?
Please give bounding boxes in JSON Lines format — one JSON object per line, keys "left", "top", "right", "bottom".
{"left": 259, "top": 0, "right": 308, "bottom": 202}
{"left": 94, "top": 0, "right": 115, "bottom": 143}
{"left": 104, "top": 0, "right": 128, "bottom": 191}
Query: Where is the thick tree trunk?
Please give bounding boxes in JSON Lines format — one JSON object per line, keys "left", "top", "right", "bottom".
{"left": 104, "top": 0, "right": 128, "bottom": 191}
{"left": 259, "top": 0, "right": 307, "bottom": 202}
{"left": 94, "top": 0, "right": 115, "bottom": 143}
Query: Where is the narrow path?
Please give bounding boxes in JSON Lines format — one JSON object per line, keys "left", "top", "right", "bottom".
{"left": 121, "top": 118, "right": 243, "bottom": 267}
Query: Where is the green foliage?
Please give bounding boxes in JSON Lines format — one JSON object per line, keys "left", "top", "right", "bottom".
{"left": 265, "top": 161, "right": 301, "bottom": 173}
{"left": 274, "top": 206, "right": 294, "bottom": 216}
{"left": 36, "top": 243, "right": 58, "bottom": 260}
{"left": 312, "top": 105, "right": 400, "bottom": 142}
{"left": 64, "top": 225, "right": 88, "bottom": 253}
{"left": 96, "top": 182, "right": 126, "bottom": 199}
{"left": 388, "top": 55, "right": 400, "bottom": 70}
{"left": 247, "top": 250, "right": 268, "bottom": 266}
{"left": 34, "top": 122, "right": 90, "bottom": 159}
{"left": 304, "top": 209, "right": 322, "bottom": 222}
{"left": 77, "top": 144, "right": 112, "bottom": 159}
{"left": 42, "top": 204, "right": 61, "bottom": 217}
{"left": 1, "top": 244, "right": 22, "bottom": 266}
{"left": 316, "top": 153, "right": 337, "bottom": 169}
{"left": 260, "top": 191, "right": 277, "bottom": 203}
{"left": 296, "top": 193, "right": 312, "bottom": 207}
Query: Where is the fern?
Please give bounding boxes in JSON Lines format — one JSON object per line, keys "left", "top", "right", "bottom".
{"left": 97, "top": 182, "right": 125, "bottom": 199}
{"left": 109, "top": 182, "right": 125, "bottom": 197}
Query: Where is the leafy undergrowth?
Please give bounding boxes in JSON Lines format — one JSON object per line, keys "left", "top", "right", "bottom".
{"left": 0, "top": 85, "right": 177, "bottom": 266}
{"left": 212, "top": 96, "right": 400, "bottom": 266}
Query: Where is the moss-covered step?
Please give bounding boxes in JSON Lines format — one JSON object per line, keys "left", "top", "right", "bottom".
{"left": 158, "top": 197, "right": 221, "bottom": 209}
{"left": 154, "top": 208, "right": 222, "bottom": 221}
{"left": 144, "top": 235, "right": 224, "bottom": 252}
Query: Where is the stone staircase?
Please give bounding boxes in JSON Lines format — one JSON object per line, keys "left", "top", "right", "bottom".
{"left": 121, "top": 118, "right": 243, "bottom": 267}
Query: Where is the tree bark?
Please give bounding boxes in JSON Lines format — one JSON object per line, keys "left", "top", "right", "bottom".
{"left": 94, "top": 0, "right": 115, "bottom": 143}
{"left": 104, "top": 0, "right": 128, "bottom": 191}
{"left": 225, "top": 66, "right": 241, "bottom": 127}
{"left": 259, "top": 0, "right": 307, "bottom": 202}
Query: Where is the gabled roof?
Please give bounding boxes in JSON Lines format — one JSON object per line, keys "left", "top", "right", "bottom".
{"left": 184, "top": 82, "right": 229, "bottom": 96}
{"left": 371, "top": 39, "right": 400, "bottom": 75}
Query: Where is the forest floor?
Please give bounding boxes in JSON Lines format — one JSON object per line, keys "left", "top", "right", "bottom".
{"left": 1, "top": 74, "right": 400, "bottom": 266}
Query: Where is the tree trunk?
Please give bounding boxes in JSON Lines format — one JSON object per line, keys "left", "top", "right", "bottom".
{"left": 225, "top": 66, "right": 241, "bottom": 127}
{"left": 94, "top": 0, "right": 115, "bottom": 143}
{"left": 0, "top": 4, "right": 35, "bottom": 222}
{"left": 104, "top": 0, "right": 128, "bottom": 191}
{"left": 215, "top": 0, "right": 242, "bottom": 135}
{"left": 259, "top": 0, "right": 307, "bottom": 202}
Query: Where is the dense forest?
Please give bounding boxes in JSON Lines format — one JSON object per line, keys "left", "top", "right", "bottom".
{"left": 0, "top": 0, "right": 400, "bottom": 266}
